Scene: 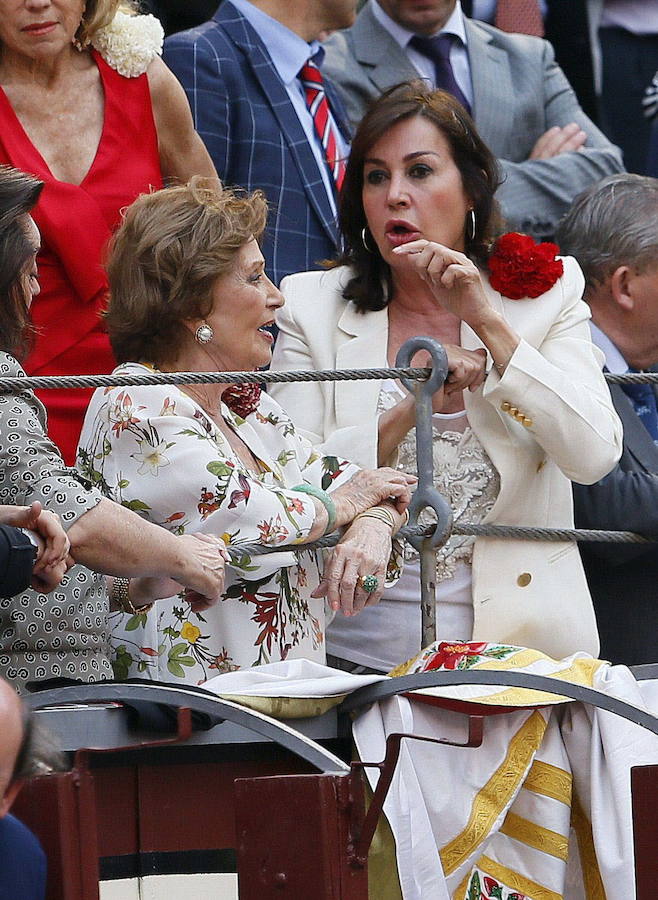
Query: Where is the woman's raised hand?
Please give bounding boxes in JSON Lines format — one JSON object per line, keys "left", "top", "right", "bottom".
{"left": 393, "top": 240, "right": 495, "bottom": 328}
{"left": 415, "top": 346, "right": 487, "bottom": 411}
{"left": 331, "top": 468, "right": 416, "bottom": 524}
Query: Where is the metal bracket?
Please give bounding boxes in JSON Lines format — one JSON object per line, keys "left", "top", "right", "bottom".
{"left": 348, "top": 721, "right": 484, "bottom": 867}
{"left": 396, "top": 337, "right": 454, "bottom": 646}
{"left": 72, "top": 705, "right": 193, "bottom": 775}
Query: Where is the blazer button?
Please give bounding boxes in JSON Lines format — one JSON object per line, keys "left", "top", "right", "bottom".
{"left": 523, "top": 416, "right": 533, "bottom": 428}
{"left": 517, "top": 573, "right": 532, "bottom": 587}
{"left": 501, "top": 401, "right": 511, "bottom": 412}
{"left": 509, "top": 406, "right": 519, "bottom": 418}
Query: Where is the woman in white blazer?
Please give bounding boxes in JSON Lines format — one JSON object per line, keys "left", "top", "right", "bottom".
{"left": 271, "top": 83, "right": 622, "bottom": 668}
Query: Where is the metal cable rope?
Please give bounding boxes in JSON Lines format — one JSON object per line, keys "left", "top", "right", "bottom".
{"left": 0, "top": 367, "right": 657, "bottom": 391}
{"left": 0, "top": 366, "right": 430, "bottom": 392}
{"left": 1, "top": 358, "right": 654, "bottom": 554}
{"left": 233, "top": 520, "right": 652, "bottom": 560}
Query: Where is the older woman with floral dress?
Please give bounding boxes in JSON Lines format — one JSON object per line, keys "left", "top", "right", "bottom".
{"left": 78, "top": 179, "right": 414, "bottom": 684}
{"left": 0, "top": 166, "right": 229, "bottom": 692}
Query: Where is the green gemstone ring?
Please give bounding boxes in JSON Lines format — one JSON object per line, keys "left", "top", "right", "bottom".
{"left": 359, "top": 574, "right": 379, "bottom": 594}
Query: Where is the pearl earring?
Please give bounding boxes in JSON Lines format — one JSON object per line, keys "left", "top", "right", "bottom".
{"left": 195, "top": 323, "right": 214, "bottom": 344}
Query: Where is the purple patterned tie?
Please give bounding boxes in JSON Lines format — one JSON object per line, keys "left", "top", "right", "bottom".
{"left": 409, "top": 33, "right": 472, "bottom": 114}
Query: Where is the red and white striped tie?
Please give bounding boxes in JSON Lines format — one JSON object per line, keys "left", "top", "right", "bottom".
{"left": 299, "top": 58, "right": 346, "bottom": 192}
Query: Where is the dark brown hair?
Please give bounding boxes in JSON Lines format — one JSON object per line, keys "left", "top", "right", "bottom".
{"left": 106, "top": 178, "right": 268, "bottom": 365}
{"left": 0, "top": 166, "right": 43, "bottom": 360}
{"left": 336, "top": 81, "right": 502, "bottom": 312}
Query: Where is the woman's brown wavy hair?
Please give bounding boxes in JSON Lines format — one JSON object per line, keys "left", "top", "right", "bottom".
{"left": 334, "top": 81, "right": 502, "bottom": 312}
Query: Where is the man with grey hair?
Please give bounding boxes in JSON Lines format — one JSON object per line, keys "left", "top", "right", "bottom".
{"left": 556, "top": 173, "right": 658, "bottom": 665}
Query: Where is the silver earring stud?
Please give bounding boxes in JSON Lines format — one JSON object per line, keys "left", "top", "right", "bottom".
{"left": 195, "top": 323, "right": 214, "bottom": 344}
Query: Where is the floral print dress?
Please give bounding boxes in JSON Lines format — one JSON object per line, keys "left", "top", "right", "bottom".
{"left": 77, "top": 363, "right": 363, "bottom": 684}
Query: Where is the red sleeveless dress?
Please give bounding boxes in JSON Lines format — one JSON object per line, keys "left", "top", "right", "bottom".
{"left": 0, "top": 51, "right": 163, "bottom": 464}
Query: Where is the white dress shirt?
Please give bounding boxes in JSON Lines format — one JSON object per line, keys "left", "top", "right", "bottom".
{"left": 600, "top": 0, "right": 658, "bottom": 36}
{"left": 589, "top": 322, "right": 628, "bottom": 374}
{"left": 370, "top": 0, "right": 474, "bottom": 107}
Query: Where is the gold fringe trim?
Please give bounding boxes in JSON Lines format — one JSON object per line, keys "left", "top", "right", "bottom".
{"left": 478, "top": 855, "right": 563, "bottom": 900}
{"left": 440, "top": 710, "right": 547, "bottom": 875}
{"left": 500, "top": 811, "right": 569, "bottom": 861}
{"left": 525, "top": 759, "right": 572, "bottom": 806}
{"left": 571, "top": 794, "right": 607, "bottom": 900}
{"left": 460, "top": 657, "right": 606, "bottom": 707}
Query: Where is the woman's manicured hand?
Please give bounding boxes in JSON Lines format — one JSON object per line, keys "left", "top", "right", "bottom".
{"left": 393, "top": 239, "right": 496, "bottom": 329}
{"left": 312, "top": 518, "right": 391, "bottom": 615}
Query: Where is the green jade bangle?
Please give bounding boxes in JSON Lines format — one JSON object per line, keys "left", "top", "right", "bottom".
{"left": 292, "top": 483, "right": 337, "bottom": 534}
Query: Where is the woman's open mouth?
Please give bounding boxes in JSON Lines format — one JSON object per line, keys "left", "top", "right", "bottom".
{"left": 258, "top": 324, "right": 274, "bottom": 344}
{"left": 384, "top": 220, "right": 422, "bottom": 247}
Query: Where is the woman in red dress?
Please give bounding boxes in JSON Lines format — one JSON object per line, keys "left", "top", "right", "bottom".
{"left": 0, "top": 0, "right": 216, "bottom": 463}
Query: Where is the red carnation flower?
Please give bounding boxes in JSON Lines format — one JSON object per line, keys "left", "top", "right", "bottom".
{"left": 488, "top": 232, "right": 563, "bottom": 300}
{"left": 223, "top": 383, "right": 262, "bottom": 418}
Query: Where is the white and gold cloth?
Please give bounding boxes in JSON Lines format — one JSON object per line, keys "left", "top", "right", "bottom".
{"left": 203, "top": 646, "right": 658, "bottom": 899}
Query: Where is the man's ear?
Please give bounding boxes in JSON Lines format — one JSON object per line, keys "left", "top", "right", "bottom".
{"left": 609, "top": 265, "right": 635, "bottom": 311}
{"left": 0, "top": 780, "right": 23, "bottom": 818}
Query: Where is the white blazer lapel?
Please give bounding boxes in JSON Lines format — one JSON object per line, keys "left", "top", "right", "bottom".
{"left": 335, "top": 303, "right": 389, "bottom": 430}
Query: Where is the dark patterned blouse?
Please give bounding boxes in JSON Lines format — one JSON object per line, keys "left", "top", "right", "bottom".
{"left": 0, "top": 354, "right": 112, "bottom": 692}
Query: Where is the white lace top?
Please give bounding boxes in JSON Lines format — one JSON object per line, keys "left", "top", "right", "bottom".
{"left": 378, "top": 380, "right": 500, "bottom": 582}
{"left": 326, "top": 380, "right": 501, "bottom": 671}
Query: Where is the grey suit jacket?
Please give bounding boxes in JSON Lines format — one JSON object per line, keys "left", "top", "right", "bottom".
{"left": 322, "top": 2, "right": 624, "bottom": 239}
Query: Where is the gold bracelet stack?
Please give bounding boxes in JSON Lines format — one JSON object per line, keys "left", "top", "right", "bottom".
{"left": 353, "top": 506, "right": 408, "bottom": 533}
{"left": 110, "top": 577, "right": 154, "bottom": 615}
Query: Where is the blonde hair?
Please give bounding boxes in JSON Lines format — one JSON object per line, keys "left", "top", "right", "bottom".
{"left": 106, "top": 178, "right": 269, "bottom": 365}
{"left": 77, "top": 0, "right": 137, "bottom": 46}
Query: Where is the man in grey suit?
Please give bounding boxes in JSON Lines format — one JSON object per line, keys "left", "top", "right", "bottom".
{"left": 322, "top": 0, "right": 623, "bottom": 239}
{"left": 557, "top": 174, "right": 658, "bottom": 666}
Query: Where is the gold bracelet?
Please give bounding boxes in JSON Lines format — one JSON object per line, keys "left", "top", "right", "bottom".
{"left": 492, "top": 361, "right": 506, "bottom": 374}
{"left": 110, "top": 577, "right": 154, "bottom": 615}
{"left": 353, "top": 506, "right": 398, "bottom": 532}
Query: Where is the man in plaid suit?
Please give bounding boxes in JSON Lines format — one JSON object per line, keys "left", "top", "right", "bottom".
{"left": 164, "top": 0, "right": 356, "bottom": 285}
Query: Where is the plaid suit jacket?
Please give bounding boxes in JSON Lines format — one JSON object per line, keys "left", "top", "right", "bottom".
{"left": 164, "top": 1, "right": 350, "bottom": 285}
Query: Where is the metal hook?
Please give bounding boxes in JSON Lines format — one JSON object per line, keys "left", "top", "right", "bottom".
{"left": 396, "top": 337, "right": 454, "bottom": 646}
